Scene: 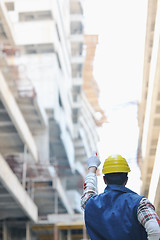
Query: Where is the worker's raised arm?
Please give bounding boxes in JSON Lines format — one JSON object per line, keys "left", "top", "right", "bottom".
{"left": 81, "top": 154, "right": 101, "bottom": 210}
{"left": 137, "top": 198, "right": 160, "bottom": 240}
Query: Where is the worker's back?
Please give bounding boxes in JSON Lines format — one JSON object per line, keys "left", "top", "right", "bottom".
{"left": 85, "top": 184, "right": 147, "bottom": 240}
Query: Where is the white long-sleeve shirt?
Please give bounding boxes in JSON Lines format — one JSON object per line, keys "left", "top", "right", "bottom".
{"left": 81, "top": 173, "right": 160, "bottom": 240}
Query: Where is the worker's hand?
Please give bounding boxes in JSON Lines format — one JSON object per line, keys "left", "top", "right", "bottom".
{"left": 86, "top": 154, "right": 101, "bottom": 169}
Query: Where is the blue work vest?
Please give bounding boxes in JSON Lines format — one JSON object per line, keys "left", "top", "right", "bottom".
{"left": 85, "top": 184, "right": 147, "bottom": 240}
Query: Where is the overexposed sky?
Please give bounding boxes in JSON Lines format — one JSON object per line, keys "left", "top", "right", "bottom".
{"left": 84, "top": 0, "right": 148, "bottom": 193}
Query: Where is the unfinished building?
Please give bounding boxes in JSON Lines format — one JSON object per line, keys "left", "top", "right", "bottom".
{"left": 0, "top": 0, "right": 105, "bottom": 239}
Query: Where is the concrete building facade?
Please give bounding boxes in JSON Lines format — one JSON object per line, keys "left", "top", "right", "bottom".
{"left": 0, "top": 0, "right": 105, "bottom": 239}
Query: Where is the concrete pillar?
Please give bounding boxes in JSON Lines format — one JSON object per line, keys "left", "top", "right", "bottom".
{"left": 34, "top": 129, "right": 49, "bottom": 164}
{"left": 26, "top": 222, "right": 31, "bottom": 240}
{"left": 67, "top": 229, "right": 71, "bottom": 240}
{"left": 59, "top": 230, "right": 63, "bottom": 240}
{"left": 83, "top": 225, "right": 87, "bottom": 240}
{"left": 3, "top": 222, "right": 7, "bottom": 240}
{"left": 54, "top": 191, "right": 58, "bottom": 214}
{"left": 22, "top": 145, "right": 27, "bottom": 188}
{"left": 31, "top": 181, "right": 35, "bottom": 200}
{"left": 53, "top": 225, "right": 58, "bottom": 240}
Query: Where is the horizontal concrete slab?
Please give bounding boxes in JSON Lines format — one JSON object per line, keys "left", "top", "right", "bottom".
{"left": 47, "top": 213, "right": 83, "bottom": 224}
{"left": 0, "top": 154, "right": 38, "bottom": 222}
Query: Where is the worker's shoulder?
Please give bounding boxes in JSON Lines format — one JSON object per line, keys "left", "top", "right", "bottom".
{"left": 85, "top": 191, "right": 103, "bottom": 203}
{"left": 123, "top": 187, "right": 143, "bottom": 199}
{"left": 122, "top": 191, "right": 144, "bottom": 210}
{"left": 138, "top": 197, "right": 155, "bottom": 209}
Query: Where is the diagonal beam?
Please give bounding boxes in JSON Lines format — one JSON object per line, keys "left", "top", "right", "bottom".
{"left": 53, "top": 177, "right": 74, "bottom": 214}
{"left": 0, "top": 71, "right": 38, "bottom": 162}
{"left": 0, "top": 154, "right": 38, "bottom": 222}
{"left": 0, "top": 1, "right": 15, "bottom": 44}
{"left": 148, "top": 133, "right": 160, "bottom": 207}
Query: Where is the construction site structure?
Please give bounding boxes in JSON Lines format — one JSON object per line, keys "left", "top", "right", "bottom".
{"left": 0, "top": 0, "right": 106, "bottom": 239}
{"left": 137, "top": 0, "right": 160, "bottom": 216}
{"left": 83, "top": 35, "right": 107, "bottom": 127}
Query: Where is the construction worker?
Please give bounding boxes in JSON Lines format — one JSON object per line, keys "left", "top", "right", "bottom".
{"left": 81, "top": 154, "right": 160, "bottom": 240}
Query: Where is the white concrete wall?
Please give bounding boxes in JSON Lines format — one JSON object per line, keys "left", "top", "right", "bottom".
{"left": 14, "top": 21, "right": 57, "bottom": 45}
{"left": 34, "top": 129, "right": 50, "bottom": 164}
{"left": 66, "top": 190, "right": 82, "bottom": 212}
{"left": 15, "top": 53, "right": 75, "bottom": 170}
{"left": 16, "top": 54, "right": 59, "bottom": 110}
{"left": 54, "top": 0, "right": 71, "bottom": 76}
{"left": 8, "top": 0, "right": 71, "bottom": 87}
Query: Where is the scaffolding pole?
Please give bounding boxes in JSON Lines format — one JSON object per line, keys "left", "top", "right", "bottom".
{"left": 26, "top": 222, "right": 31, "bottom": 240}
{"left": 3, "top": 222, "right": 7, "bottom": 240}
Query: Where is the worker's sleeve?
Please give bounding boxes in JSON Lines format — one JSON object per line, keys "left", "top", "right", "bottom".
{"left": 81, "top": 172, "right": 98, "bottom": 210}
{"left": 137, "top": 197, "right": 160, "bottom": 240}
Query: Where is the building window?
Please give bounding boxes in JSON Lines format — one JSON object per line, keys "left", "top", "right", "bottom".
{"left": 5, "top": 2, "right": 14, "bottom": 11}
{"left": 148, "top": 55, "right": 151, "bottom": 63}
{"left": 25, "top": 44, "right": 54, "bottom": 54}
{"left": 156, "top": 105, "right": 160, "bottom": 113}
{"left": 71, "top": 42, "right": 83, "bottom": 56}
{"left": 71, "top": 22, "right": 83, "bottom": 35}
{"left": 72, "top": 115, "right": 78, "bottom": 123}
{"left": 157, "top": 92, "right": 160, "bottom": 100}
{"left": 70, "top": 2, "right": 83, "bottom": 14}
{"left": 149, "top": 148, "right": 156, "bottom": 156}
{"left": 73, "top": 108, "right": 78, "bottom": 115}
{"left": 73, "top": 94, "right": 78, "bottom": 102}
{"left": 151, "top": 138, "right": 158, "bottom": 146}
{"left": 19, "top": 11, "right": 53, "bottom": 22}
{"left": 154, "top": 118, "right": 160, "bottom": 126}
{"left": 73, "top": 85, "right": 81, "bottom": 94}
{"left": 147, "top": 167, "right": 153, "bottom": 174}
{"left": 72, "top": 64, "right": 83, "bottom": 78}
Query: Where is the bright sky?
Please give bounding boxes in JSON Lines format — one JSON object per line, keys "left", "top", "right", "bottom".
{"left": 84, "top": 0, "right": 148, "bottom": 193}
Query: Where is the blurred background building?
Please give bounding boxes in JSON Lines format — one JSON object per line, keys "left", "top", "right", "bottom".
{"left": 137, "top": 0, "right": 160, "bottom": 217}
{"left": 0, "top": 0, "right": 106, "bottom": 239}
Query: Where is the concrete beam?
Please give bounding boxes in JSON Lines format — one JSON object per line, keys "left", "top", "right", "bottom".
{"left": 0, "top": 146, "right": 24, "bottom": 155}
{"left": 33, "top": 97, "right": 48, "bottom": 128}
{"left": 47, "top": 214, "right": 83, "bottom": 224}
{"left": 53, "top": 178, "right": 74, "bottom": 214}
{"left": 148, "top": 133, "right": 160, "bottom": 206}
{"left": 141, "top": 1, "right": 160, "bottom": 193}
{"left": 0, "top": 154, "right": 38, "bottom": 222}
{"left": 0, "top": 71, "right": 38, "bottom": 162}
{"left": 0, "top": 1, "right": 15, "bottom": 44}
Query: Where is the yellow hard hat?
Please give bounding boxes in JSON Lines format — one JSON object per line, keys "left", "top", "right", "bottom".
{"left": 102, "top": 154, "right": 131, "bottom": 174}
